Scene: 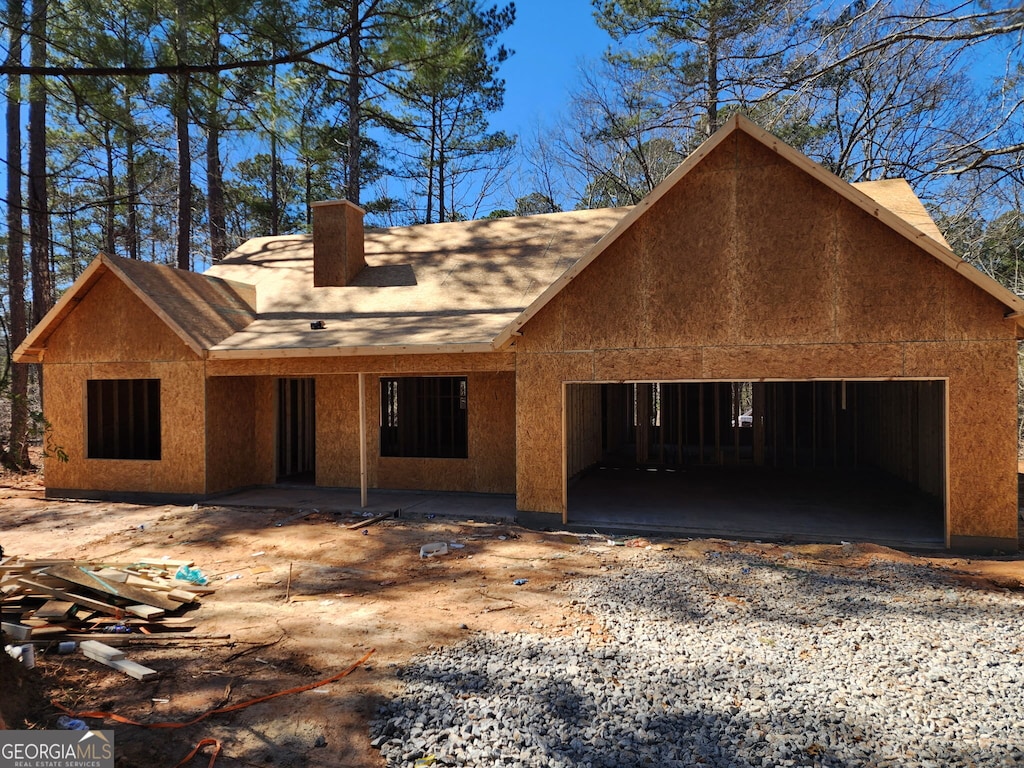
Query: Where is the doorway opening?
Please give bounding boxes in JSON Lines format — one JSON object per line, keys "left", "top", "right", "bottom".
{"left": 277, "top": 378, "right": 316, "bottom": 483}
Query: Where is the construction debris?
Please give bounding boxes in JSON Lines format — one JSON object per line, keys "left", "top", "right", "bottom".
{"left": 346, "top": 511, "right": 397, "bottom": 530}
{"left": 80, "top": 640, "right": 160, "bottom": 681}
{"left": 0, "top": 555, "right": 215, "bottom": 674}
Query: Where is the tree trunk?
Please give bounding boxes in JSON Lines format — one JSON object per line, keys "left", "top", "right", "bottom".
{"left": 207, "top": 119, "right": 227, "bottom": 260}
{"left": 425, "top": 97, "right": 437, "bottom": 224}
{"left": 205, "top": 24, "right": 227, "bottom": 261}
{"left": 345, "top": 0, "right": 362, "bottom": 205}
{"left": 304, "top": 159, "right": 313, "bottom": 228}
{"left": 27, "top": 0, "right": 51, "bottom": 425}
{"left": 5, "top": 0, "right": 29, "bottom": 469}
{"left": 269, "top": 64, "right": 279, "bottom": 236}
{"left": 67, "top": 211, "right": 78, "bottom": 277}
{"left": 175, "top": 90, "right": 191, "bottom": 269}
{"left": 28, "top": 0, "right": 52, "bottom": 327}
{"left": 174, "top": 0, "right": 191, "bottom": 270}
{"left": 438, "top": 133, "right": 446, "bottom": 223}
{"left": 270, "top": 126, "right": 280, "bottom": 236}
{"left": 126, "top": 127, "right": 139, "bottom": 260}
{"left": 705, "top": 25, "right": 719, "bottom": 137}
{"left": 103, "top": 123, "right": 116, "bottom": 256}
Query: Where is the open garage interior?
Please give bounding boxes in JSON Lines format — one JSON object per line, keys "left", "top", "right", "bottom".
{"left": 566, "top": 380, "right": 947, "bottom": 548}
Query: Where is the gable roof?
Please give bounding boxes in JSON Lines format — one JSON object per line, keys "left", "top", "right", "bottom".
{"left": 14, "top": 253, "right": 257, "bottom": 363}
{"left": 17, "top": 116, "right": 1023, "bottom": 364}
{"left": 202, "top": 207, "right": 630, "bottom": 358}
{"left": 492, "top": 114, "right": 1024, "bottom": 349}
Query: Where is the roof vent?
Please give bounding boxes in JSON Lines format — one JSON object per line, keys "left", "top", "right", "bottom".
{"left": 311, "top": 199, "right": 366, "bottom": 287}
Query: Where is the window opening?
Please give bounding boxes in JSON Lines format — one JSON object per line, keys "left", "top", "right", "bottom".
{"left": 380, "top": 376, "right": 468, "bottom": 458}
{"left": 86, "top": 379, "right": 161, "bottom": 460}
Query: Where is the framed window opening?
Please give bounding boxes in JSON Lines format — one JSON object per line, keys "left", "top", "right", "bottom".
{"left": 86, "top": 378, "right": 161, "bottom": 460}
{"left": 380, "top": 376, "right": 468, "bottom": 458}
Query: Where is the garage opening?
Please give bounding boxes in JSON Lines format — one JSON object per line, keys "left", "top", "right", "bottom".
{"left": 565, "top": 380, "right": 946, "bottom": 547}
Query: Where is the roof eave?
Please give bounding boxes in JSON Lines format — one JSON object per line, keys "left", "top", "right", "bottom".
{"left": 13, "top": 253, "right": 259, "bottom": 364}
{"left": 13, "top": 255, "right": 110, "bottom": 363}
{"left": 12, "top": 346, "right": 44, "bottom": 364}
{"left": 206, "top": 341, "right": 499, "bottom": 360}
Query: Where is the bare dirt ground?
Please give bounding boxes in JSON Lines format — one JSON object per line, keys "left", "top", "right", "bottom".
{"left": 3, "top": 458, "right": 1024, "bottom": 767}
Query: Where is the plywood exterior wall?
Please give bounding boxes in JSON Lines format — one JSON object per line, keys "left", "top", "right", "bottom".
{"left": 566, "top": 384, "right": 603, "bottom": 481}
{"left": 515, "top": 131, "right": 1019, "bottom": 547}
{"left": 205, "top": 376, "right": 276, "bottom": 493}
{"left": 314, "top": 374, "right": 362, "bottom": 487}
{"left": 312, "top": 370, "right": 516, "bottom": 493}
{"left": 200, "top": 367, "right": 516, "bottom": 495}
{"left": 38, "top": 267, "right": 516, "bottom": 498}
{"left": 41, "top": 272, "right": 208, "bottom": 496}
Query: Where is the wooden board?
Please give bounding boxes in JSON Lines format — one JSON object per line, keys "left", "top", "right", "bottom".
{"left": 109, "top": 658, "right": 160, "bottom": 681}
{"left": 1, "top": 621, "right": 32, "bottom": 640}
{"left": 122, "top": 575, "right": 197, "bottom": 603}
{"left": 81, "top": 641, "right": 159, "bottom": 681}
{"left": 33, "top": 600, "right": 76, "bottom": 619}
{"left": 125, "top": 604, "right": 165, "bottom": 620}
{"left": 32, "top": 634, "right": 131, "bottom": 646}
{"left": 0, "top": 559, "right": 76, "bottom": 570}
{"left": 80, "top": 640, "right": 125, "bottom": 661}
{"left": 165, "top": 588, "right": 199, "bottom": 603}
{"left": 130, "top": 558, "right": 194, "bottom": 569}
{"left": 17, "top": 579, "right": 126, "bottom": 617}
{"left": 42, "top": 565, "right": 179, "bottom": 612}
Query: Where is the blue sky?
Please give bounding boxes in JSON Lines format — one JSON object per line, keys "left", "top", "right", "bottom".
{"left": 491, "top": 0, "right": 608, "bottom": 137}
{"left": 0, "top": 1, "right": 610, "bottom": 248}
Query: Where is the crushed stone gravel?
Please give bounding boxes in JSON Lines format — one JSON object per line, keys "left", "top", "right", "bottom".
{"left": 371, "top": 544, "right": 1024, "bottom": 767}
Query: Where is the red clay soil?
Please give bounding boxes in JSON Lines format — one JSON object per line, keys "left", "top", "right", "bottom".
{"left": 2, "top": 457, "right": 1024, "bottom": 767}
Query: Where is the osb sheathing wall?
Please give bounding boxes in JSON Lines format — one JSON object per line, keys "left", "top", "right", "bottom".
{"left": 515, "top": 130, "right": 1019, "bottom": 544}
{"left": 566, "top": 384, "right": 602, "bottom": 480}
{"left": 315, "top": 374, "right": 361, "bottom": 487}
{"left": 311, "top": 370, "right": 515, "bottom": 493}
{"left": 205, "top": 376, "right": 276, "bottom": 493}
{"left": 41, "top": 272, "right": 208, "bottom": 495}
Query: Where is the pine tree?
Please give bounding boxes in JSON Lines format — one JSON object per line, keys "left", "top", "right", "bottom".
{"left": 389, "top": 1, "right": 516, "bottom": 223}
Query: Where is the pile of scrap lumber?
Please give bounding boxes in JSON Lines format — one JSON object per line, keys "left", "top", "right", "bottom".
{"left": 1, "top": 556, "right": 214, "bottom": 650}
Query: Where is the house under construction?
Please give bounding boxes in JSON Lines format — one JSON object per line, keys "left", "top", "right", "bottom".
{"left": 16, "top": 116, "right": 1024, "bottom": 552}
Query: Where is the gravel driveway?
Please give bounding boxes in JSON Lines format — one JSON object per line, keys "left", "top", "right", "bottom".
{"left": 371, "top": 542, "right": 1024, "bottom": 767}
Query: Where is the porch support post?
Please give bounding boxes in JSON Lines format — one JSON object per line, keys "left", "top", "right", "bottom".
{"left": 359, "top": 372, "right": 368, "bottom": 508}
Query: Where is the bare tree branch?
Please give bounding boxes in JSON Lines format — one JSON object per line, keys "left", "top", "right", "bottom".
{"left": 0, "top": 30, "right": 348, "bottom": 78}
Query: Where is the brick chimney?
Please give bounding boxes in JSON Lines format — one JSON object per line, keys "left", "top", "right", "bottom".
{"left": 311, "top": 199, "right": 366, "bottom": 287}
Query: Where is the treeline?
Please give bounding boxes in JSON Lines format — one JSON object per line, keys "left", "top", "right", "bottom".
{"left": 1, "top": 0, "right": 1023, "bottom": 468}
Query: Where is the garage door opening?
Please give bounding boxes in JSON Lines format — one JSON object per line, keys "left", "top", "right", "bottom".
{"left": 565, "top": 380, "right": 946, "bottom": 548}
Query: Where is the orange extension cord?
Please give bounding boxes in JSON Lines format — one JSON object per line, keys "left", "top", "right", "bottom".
{"left": 53, "top": 648, "right": 376, "bottom": 768}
